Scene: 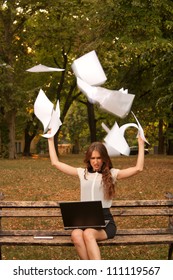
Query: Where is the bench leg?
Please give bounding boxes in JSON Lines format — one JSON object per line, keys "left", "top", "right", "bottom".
{"left": 0, "top": 194, "right": 4, "bottom": 260}
{"left": 0, "top": 213, "right": 1, "bottom": 260}
{"left": 168, "top": 244, "right": 173, "bottom": 260}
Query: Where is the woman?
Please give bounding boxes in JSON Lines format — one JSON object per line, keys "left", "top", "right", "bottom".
{"left": 48, "top": 135, "right": 144, "bottom": 260}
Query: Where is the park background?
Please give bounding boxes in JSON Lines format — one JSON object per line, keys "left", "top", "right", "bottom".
{"left": 0, "top": 0, "right": 173, "bottom": 158}
{"left": 0, "top": 0, "right": 173, "bottom": 259}
{"left": 0, "top": 154, "right": 172, "bottom": 259}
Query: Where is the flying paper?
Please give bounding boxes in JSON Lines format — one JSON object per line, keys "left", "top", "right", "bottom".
{"left": 101, "top": 123, "right": 122, "bottom": 156}
{"left": 131, "top": 111, "right": 149, "bottom": 144}
{"left": 72, "top": 50, "right": 107, "bottom": 86}
{"left": 104, "top": 143, "right": 120, "bottom": 157}
{"left": 26, "top": 64, "right": 65, "bottom": 72}
{"left": 77, "top": 77, "right": 135, "bottom": 118}
{"left": 77, "top": 77, "right": 99, "bottom": 104}
{"left": 42, "top": 100, "right": 62, "bottom": 138}
{"left": 34, "top": 89, "right": 54, "bottom": 133}
{"left": 102, "top": 113, "right": 149, "bottom": 157}
{"left": 34, "top": 89, "right": 62, "bottom": 138}
{"left": 98, "top": 87, "right": 135, "bottom": 118}
{"left": 119, "top": 87, "right": 128, "bottom": 94}
{"left": 103, "top": 122, "right": 130, "bottom": 156}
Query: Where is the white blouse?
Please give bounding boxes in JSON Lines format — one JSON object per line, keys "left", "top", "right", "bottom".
{"left": 77, "top": 168, "right": 119, "bottom": 208}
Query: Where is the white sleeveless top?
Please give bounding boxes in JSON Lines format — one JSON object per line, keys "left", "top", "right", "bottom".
{"left": 77, "top": 168, "right": 119, "bottom": 208}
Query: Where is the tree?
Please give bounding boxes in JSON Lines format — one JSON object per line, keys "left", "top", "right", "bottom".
{"left": 20, "top": 0, "right": 112, "bottom": 153}
{"left": 100, "top": 0, "right": 173, "bottom": 153}
{"left": 0, "top": 0, "right": 54, "bottom": 158}
{"left": 1, "top": 0, "right": 173, "bottom": 157}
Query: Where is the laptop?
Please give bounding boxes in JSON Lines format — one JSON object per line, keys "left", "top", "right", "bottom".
{"left": 59, "top": 200, "right": 109, "bottom": 230}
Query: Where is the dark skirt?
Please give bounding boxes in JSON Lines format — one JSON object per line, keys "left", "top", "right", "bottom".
{"left": 103, "top": 208, "right": 117, "bottom": 239}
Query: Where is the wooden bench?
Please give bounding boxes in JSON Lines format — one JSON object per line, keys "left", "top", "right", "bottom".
{"left": 0, "top": 194, "right": 173, "bottom": 260}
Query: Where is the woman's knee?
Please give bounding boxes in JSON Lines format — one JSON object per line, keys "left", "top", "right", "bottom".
{"left": 83, "top": 228, "right": 107, "bottom": 243}
{"left": 71, "top": 229, "right": 83, "bottom": 245}
{"left": 83, "top": 228, "right": 96, "bottom": 243}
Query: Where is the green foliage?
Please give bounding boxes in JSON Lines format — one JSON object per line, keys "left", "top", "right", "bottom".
{"left": 36, "top": 137, "right": 48, "bottom": 154}
{"left": 1, "top": 0, "right": 173, "bottom": 157}
{"left": 62, "top": 101, "right": 89, "bottom": 148}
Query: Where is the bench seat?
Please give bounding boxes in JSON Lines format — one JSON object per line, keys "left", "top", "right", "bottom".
{"left": 0, "top": 197, "right": 173, "bottom": 259}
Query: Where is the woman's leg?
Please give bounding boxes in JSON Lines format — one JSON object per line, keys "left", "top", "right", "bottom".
{"left": 71, "top": 228, "right": 108, "bottom": 260}
{"left": 71, "top": 229, "right": 89, "bottom": 260}
{"left": 83, "top": 228, "right": 107, "bottom": 260}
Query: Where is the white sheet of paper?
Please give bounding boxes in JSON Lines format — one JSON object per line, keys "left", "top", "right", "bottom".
{"left": 34, "top": 89, "right": 54, "bottom": 133}
{"left": 77, "top": 77, "right": 98, "bottom": 104}
{"left": 102, "top": 123, "right": 121, "bottom": 156}
{"left": 34, "top": 90, "right": 62, "bottom": 137}
{"left": 103, "top": 142, "right": 120, "bottom": 157}
{"left": 72, "top": 50, "right": 107, "bottom": 86}
{"left": 77, "top": 78, "right": 135, "bottom": 118}
{"left": 101, "top": 122, "right": 110, "bottom": 134}
{"left": 55, "top": 100, "right": 61, "bottom": 118}
{"left": 119, "top": 123, "right": 139, "bottom": 135}
{"left": 119, "top": 87, "right": 128, "bottom": 94}
{"left": 97, "top": 86, "right": 135, "bottom": 118}
{"left": 102, "top": 115, "right": 148, "bottom": 157}
{"left": 104, "top": 122, "right": 130, "bottom": 156}
{"left": 131, "top": 112, "right": 149, "bottom": 144}
{"left": 26, "top": 64, "right": 65, "bottom": 72}
{"left": 42, "top": 108, "right": 62, "bottom": 138}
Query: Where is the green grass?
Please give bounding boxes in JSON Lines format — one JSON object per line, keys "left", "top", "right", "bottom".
{"left": 0, "top": 154, "right": 173, "bottom": 259}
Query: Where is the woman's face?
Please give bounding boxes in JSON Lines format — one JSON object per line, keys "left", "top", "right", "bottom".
{"left": 89, "top": 150, "right": 103, "bottom": 172}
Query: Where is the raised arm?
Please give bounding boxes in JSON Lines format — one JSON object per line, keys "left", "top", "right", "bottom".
{"left": 117, "top": 136, "right": 145, "bottom": 180}
{"left": 48, "top": 137, "right": 78, "bottom": 176}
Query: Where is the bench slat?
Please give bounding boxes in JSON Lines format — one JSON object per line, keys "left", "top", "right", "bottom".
{"left": 112, "top": 200, "right": 173, "bottom": 207}
{"left": 1, "top": 208, "right": 173, "bottom": 217}
{"left": 0, "top": 201, "right": 60, "bottom": 208}
{"left": 101, "top": 234, "right": 173, "bottom": 246}
{"left": 0, "top": 234, "right": 173, "bottom": 246}
{"left": 0, "top": 200, "right": 173, "bottom": 208}
{"left": 0, "top": 210, "right": 61, "bottom": 217}
{"left": 0, "top": 230, "right": 71, "bottom": 236}
{"left": 0, "top": 228, "right": 173, "bottom": 237}
{"left": 111, "top": 208, "right": 173, "bottom": 216}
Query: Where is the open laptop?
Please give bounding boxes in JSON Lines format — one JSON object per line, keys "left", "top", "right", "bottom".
{"left": 59, "top": 201, "right": 109, "bottom": 230}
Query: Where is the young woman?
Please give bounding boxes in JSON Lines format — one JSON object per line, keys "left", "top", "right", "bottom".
{"left": 48, "top": 135, "right": 144, "bottom": 260}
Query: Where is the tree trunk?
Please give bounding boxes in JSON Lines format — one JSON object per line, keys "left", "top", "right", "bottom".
{"left": 166, "top": 106, "right": 173, "bottom": 155}
{"left": 0, "top": 128, "right": 1, "bottom": 156}
{"left": 72, "top": 139, "right": 80, "bottom": 154}
{"left": 23, "top": 131, "right": 35, "bottom": 156}
{"left": 5, "top": 110, "right": 17, "bottom": 159}
{"left": 87, "top": 101, "right": 97, "bottom": 143}
{"left": 167, "top": 123, "right": 173, "bottom": 155}
{"left": 167, "top": 140, "right": 173, "bottom": 155}
{"left": 23, "top": 118, "right": 39, "bottom": 156}
{"left": 158, "top": 119, "right": 165, "bottom": 154}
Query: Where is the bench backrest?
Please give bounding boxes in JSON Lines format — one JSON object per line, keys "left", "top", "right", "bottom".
{"left": 0, "top": 200, "right": 173, "bottom": 218}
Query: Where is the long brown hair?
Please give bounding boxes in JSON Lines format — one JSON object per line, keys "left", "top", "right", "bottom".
{"left": 84, "top": 142, "right": 115, "bottom": 200}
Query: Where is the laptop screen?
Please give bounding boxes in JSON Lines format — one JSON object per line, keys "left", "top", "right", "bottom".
{"left": 59, "top": 201, "right": 106, "bottom": 229}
